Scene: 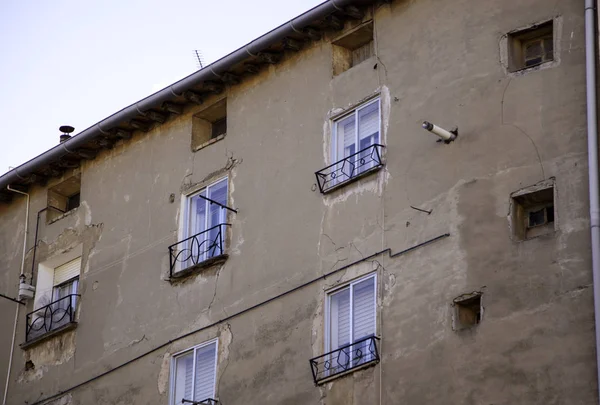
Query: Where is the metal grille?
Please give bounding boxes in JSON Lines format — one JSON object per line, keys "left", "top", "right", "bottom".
{"left": 168, "top": 223, "right": 230, "bottom": 278}
{"left": 309, "top": 336, "right": 380, "bottom": 384}
{"left": 25, "top": 294, "right": 79, "bottom": 342}
{"left": 315, "top": 144, "right": 384, "bottom": 193}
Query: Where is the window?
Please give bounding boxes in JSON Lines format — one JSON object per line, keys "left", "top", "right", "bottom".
{"left": 332, "top": 21, "right": 374, "bottom": 76}
{"left": 327, "top": 274, "right": 376, "bottom": 374}
{"left": 511, "top": 183, "right": 555, "bottom": 240}
{"left": 26, "top": 255, "right": 81, "bottom": 343}
{"left": 332, "top": 98, "right": 380, "bottom": 181}
{"left": 508, "top": 21, "right": 554, "bottom": 72}
{"left": 171, "top": 340, "right": 218, "bottom": 405}
{"left": 47, "top": 175, "right": 81, "bottom": 222}
{"left": 177, "top": 178, "right": 228, "bottom": 271}
{"left": 192, "top": 99, "right": 227, "bottom": 151}
{"left": 52, "top": 257, "right": 80, "bottom": 308}
{"left": 453, "top": 293, "right": 482, "bottom": 331}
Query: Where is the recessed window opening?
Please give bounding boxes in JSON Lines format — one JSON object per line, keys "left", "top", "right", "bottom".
{"left": 170, "top": 340, "right": 218, "bottom": 405}
{"left": 508, "top": 20, "right": 554, "bottom": 72}
{"left": 453, "top": 293, "right": 482, "bottom": 330}
{"left": 192, "top": 99, "right": 227, "bottom": 151}
{"left": 47, "top": 175, "right": 81, "bottom": 222}
{"left": 332, "top": 21, "right": 374, "bottom": 76}
{"left": 511, "top": 184, "right": 555, "bottom": 240}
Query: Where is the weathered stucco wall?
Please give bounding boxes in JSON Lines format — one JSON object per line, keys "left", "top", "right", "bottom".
{"left": 0, "top": 0, "right": 595, "bottom": 404}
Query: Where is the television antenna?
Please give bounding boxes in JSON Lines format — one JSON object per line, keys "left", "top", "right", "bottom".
{"left": 193, "top": 50, "right": 205, "bottom": 69}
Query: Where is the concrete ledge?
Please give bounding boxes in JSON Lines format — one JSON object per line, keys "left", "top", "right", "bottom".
{"left": 169, "top": 254, "right": 228, "bottom": 282}
{"left": 322, "top": 165, "right": 382, "bottom": 195}
{"left": 20, "top": 322, "right": 77, "bottom": 350}
{"left": 315, "top": 359, "right": 379, "bottom": 385}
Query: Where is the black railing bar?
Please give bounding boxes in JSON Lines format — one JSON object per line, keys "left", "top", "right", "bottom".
{"left": 25, "top": 294, "right": 80, "bottom": 318}
{"left": 28, "top": 233, "right": 449, "bottom": 405}
{"left": 410, "top": 205, "right": 432, "bottom": 215}
{"left": 310, "top": 336, "right": 380, "bottom": 361}
{"left": 0, "top": 293, "right": 25, "bottom": 305}
{"left": 314, "top": 144, "right": 385, "bottom": 174}
{"left": 196, "top": 194, "right": 238, "bottom": 214}
{"left": 182, "top": 399, "right": 218, "bottom": 405}
{"left": 168, "top": 224, "right": 231, "bottom": 249}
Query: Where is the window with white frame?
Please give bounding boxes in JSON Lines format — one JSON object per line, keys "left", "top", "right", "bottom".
{"left": 332, "top": 98, "right": 381, "bottom": 183}
{"left": 170, "top": 340, "right": 218, "bottom": 405}
{"left": 52, "top": 257, "right": 80, "bottom": 311}
{"left": 327, "top": 274, "right": 376, "bottom": 374}
{"left": 180, "top": 178, "right": 228, "bottom": 269}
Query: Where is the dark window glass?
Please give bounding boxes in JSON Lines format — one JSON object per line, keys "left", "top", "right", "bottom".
{"left": 211, "top": 118, "right": 227, "bottom": 139}
{"left": 67, "top": 193, "right": 80, "bottom": 211}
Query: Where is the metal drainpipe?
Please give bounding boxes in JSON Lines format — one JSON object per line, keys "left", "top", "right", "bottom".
{"left": 585, "top": 0, "right": 600, "bottom": 401}
{"left": 3, "top": 186, "right": 30, "bottom": 405}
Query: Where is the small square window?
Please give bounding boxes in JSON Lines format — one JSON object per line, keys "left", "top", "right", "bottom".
{"left": 508, "top": 21, "right": 554, "bottom": 72}
{"left": 453, "top": 293, "right": 482, "bottom": 330}
{"left": 332, "top": 21, "right": 374, "bottom": 76}
{"left": 511, "top": 183, "right": 556, "bottom": 240}
{"left": 192, "top": 99, "right": 227, "bottom": 151}
{"left": 170, "top": 340, "right": 218, "bottom": 405}
{"left": 47, "top": 175, "right": 81, "bottom": 223}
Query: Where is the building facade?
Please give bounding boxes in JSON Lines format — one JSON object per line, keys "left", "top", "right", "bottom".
{"left": 0, "top": 0, "right": 598, "bottom": 404}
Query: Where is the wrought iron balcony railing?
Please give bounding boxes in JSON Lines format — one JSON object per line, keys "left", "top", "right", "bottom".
{"left": 168, "top": 223, "right": 230, "bottom": 278}
{"left": 309, "top": 336, "right": 380, "bottom": 385}
{"left": 315, "top": 144, "right": 385, "bottom": 193}
{"left": 25, "top": 294, "right": 79, "bottom": 342}
{"left": 181, "top": 399, "right": 219, "bottom": 405}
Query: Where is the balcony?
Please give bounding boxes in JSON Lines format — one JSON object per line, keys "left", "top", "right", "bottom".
{"left": 168, "top": 223, "right": 230, "bottom": 278}
{"left": 182, "top": 399, "right": 219, "bottom": 405}
{"left": 25, "top": 294, "right": 79, "bottom": 344}
{"left": 315, "top": 144, "right": 384, "bottom": 194}
{"left": 309, "top": 336, "right": 380, "bottom": 385}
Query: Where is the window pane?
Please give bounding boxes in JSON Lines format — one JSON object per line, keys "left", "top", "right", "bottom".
{"left": 358, "top": 101, "right": 379, "bottom": 142}
{"left": 352, "top": 276, "right": 376, "bottom": 366}
{"left": 336, "top": 115, "right": 356, "bottom": 161}
{"left": 352, "top": 277, "right": 376, "bottom": 340}
{"left": 194, "top": 342, "right": 217, "bottom": 401}
{"left": 174, "top": 352, "right": 194, "bottom": 404}
{"left": 330, "top": 288, "right": 351, "bottom": 350}
{"left": 207, "top": 179, "right": 228, "bottom": 258}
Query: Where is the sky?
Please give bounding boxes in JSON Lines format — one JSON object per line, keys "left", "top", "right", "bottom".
{"left": 0, "top": 0, "right": 323, "bottom": 176}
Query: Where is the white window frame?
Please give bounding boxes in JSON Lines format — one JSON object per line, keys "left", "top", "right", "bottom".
{"left": 169, "top": 339, "right": 219, "bottom": 405}
{"left": 324, "top": 272, "right": 377, "bottom": 354}
{"left": 178, "top": 177, "right": 229, "bottom": 270}
{"left": 331, "top": 97, "right": 381, "bottom": 165}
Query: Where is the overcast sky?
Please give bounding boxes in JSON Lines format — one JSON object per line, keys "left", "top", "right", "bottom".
{"left": 0, "top": 0, "right": 322, "bottom": 176}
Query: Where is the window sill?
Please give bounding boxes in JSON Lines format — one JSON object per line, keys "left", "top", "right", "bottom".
{"left": 508, "top": 59, "right": 557, "bottom": 76}
{"left": 169, "top": 254, "right": 228, "bottom": 282}
{"left": 315, "top": 359, "right": 379, "bottom": 386}
{"left": 192, "top": 134, "right": 226, "bottom": 152}
{"left": 322, "top": 165, "right": 382, "bottom": 195}
{"left": 20, "top": 322, "right": 77, "bottom": 350}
